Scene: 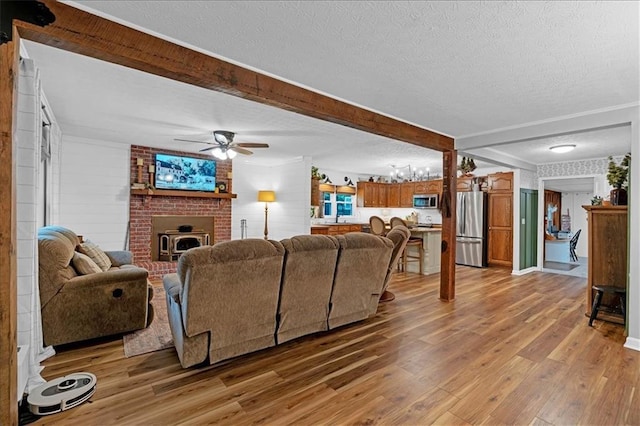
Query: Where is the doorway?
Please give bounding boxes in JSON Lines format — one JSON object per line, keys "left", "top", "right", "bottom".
{"left": 539, "top": 176, "right": 595, "bottom": 278}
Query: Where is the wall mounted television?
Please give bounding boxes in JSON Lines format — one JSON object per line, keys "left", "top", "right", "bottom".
{"left": 154, "top": 153, "right": 216, "bottom": 192}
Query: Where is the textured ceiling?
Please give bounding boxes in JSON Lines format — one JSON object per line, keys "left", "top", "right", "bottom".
{"left": 22, "top": 1, "right": 638, "bottom": 176}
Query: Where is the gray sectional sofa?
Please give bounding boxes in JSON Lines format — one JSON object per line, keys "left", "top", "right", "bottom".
{"left": 162, "top": 228, "right": 409, "bottom": 368}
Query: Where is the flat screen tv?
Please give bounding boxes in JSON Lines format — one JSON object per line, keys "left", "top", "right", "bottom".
{"left": 154, "top": 153, "right": 216, "bottom": 192}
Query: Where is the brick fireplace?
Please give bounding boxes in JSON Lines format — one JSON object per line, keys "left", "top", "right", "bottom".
{"left": 129, "top": 145, "right": 232, "bottom": 279}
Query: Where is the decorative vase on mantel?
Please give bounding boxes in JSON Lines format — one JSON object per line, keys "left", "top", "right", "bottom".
{"left": 610, "top": 188, "right": 627, "bottom": 206}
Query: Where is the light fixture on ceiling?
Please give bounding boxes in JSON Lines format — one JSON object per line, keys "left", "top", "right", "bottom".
{"left": 213, "top": 130, "right": 234, "bottom": 144}
{"left": 210, "top": 146, "right": 237, "bottom": 160}
{"left": 549, "top": 144, "right": 576, "bottom": 154}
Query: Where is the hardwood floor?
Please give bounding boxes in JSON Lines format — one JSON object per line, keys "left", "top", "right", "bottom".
{"left": 34, "top": 267, "right": 638, "bottom": 425}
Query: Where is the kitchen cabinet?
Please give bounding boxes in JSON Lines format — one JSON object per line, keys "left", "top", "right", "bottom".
{"left": 544, "top": 190, "right": 562, "bottom": 232}
{"left": 409, "top": 228, "right": 442, "bottom": 275}
{"left": 487, "top": 172, "right": 513, "bottom": 192}
{"left": 400, "top": 182, "right": 414, "bottom": 207}
{"left": 311, "top": 224, "right": 362, "bottom": 236}
{"left": 583, "top": 205, "right": 627, "bottom": 322}
{"left": 457, "top": 176, "right": 474, "bottom": 192}
{"left": 487, "top": 172, "right": 514, "bottom": 268}
{"left": 311, "top": 178, "right": 320, "bottom": 206}
{"left": 387, "top": 184, "right": 401, "bottom": 207}
{"left": 414, "top": 179, "right": 441, "bottom": 194}
{"left": 357, "top": 182, "right": 387, "bottom": 207}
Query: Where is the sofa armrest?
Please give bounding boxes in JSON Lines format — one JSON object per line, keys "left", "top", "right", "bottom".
{"left": 62, "top": 267, "right": 148, "bottom": 291}
{"left": 163, "top": 273, "right": 182, "bottom": 304}
{"left": 104, "top": 250, "right": 134, "bottom": 267}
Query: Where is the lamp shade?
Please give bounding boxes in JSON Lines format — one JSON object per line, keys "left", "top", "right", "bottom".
{"left": 257, "top": 190, "right": 276, "bottom": 203}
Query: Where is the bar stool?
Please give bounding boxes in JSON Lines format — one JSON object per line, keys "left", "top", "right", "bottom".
{"left": 588, "top": 285, "right": 626, "bottom": 326}
{"left": 390, "top": 217, "right": 423, "bottom": 274}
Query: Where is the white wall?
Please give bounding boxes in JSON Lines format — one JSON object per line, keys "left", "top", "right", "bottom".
{"left": 16, "top": 57, "right": 59, "bottom": 393}
{"left": 58, "top": 136, "right": 130, "bottom": 250}
{"left": 232, "top": 157, "right": 311, "bottom": 240}
{"left": 560, "top": 192, "right": 591, "bottom": 258}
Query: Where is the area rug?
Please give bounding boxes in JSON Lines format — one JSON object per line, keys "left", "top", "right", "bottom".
{"left": 543, "top": 261, "right": 579, "bottom": 271}
{"left": 123, "top": 284, "right": 174, "bottom": 357}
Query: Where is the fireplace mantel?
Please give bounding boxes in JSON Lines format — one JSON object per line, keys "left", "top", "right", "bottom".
{"left": 131, "top": 188, "right": 237, "bottom": 199}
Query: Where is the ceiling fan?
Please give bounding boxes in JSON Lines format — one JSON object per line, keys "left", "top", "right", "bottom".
{"left": 174, "top": 130, "right": 269, "bottom": 160}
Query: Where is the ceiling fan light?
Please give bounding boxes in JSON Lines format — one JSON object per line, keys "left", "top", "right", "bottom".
{"left": 549, "top": 144, "right": 576, "bottom": 153}
{"left": 227, "top": 149, "right": 237, "bottom": 159}
{"left": 211, "top": 147, "right": 225, "bottom": 159}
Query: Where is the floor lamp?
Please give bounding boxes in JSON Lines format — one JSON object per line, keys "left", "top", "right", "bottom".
{"left": 257, "top": 190, "right": 276, "bottom": 240}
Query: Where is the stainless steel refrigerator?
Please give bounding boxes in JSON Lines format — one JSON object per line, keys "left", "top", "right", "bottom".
{"left": 456, "top": 191, "right": 488, "bottom": 267}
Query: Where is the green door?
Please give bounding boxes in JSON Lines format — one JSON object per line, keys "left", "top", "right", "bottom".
{"left": 520, "top": 189, "right": 538, "bottom": 269}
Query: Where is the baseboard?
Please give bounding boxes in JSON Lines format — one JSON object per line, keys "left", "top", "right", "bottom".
{"left": 512, "top": 267, "right": 538, "bottom": 276}
{"left": 17, "top": 345, "right": 29, "bottom": 402}
{"left": 624, "top": 337, "right": 640, "bottom": 352}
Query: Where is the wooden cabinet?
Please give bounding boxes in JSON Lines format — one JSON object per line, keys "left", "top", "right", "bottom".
{"left": 544, "top": 190, "right": 562, "bottom": 231}
{"left": 312, "top": 224, "right": 362, "bottom": 236}
{"left": 457, "top": 176, "right": 474, "bottom": 192}
{"left": 414, "top": 180, "right": 441, "bottom": 194}
{"left": 387, "top": 184, "right": 401, "bottom": 207}
{"left": 487, "top": 172, "right": 513, "bottom": 193}
{"left": 358, "top": 180, "right": 440, "bottom": 208}
{"left": 487, "top": 172, "right": 514, "bottom": 268}
{"left": 311, "top": 178, "right": 320, "bottom": 206}
{"left": 488, "top": 193, "right": 513, "bottom": 267}
{"left": 400, "top": 182, "right": 414, "bottom": 207}
{"left": 583, "top": 206, "right": 628, "bottom": 321}
{"left": 357, "top": 182, "right": 387, "bottom": 207}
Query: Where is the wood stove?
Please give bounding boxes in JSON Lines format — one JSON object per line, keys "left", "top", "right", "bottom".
{"left": 158, "top": 229, "right": 210, "bottom": 261}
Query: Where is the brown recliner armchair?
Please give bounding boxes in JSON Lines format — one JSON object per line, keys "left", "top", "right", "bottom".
{"left": 38, "top": 226, "right": 152, "bottom": 346}
{"left": 379, "top": 226, "right": 410, "bottom": 302}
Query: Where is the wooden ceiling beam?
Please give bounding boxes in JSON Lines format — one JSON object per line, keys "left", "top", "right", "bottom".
{"left": 17, "top": 0, "right": 453, "bottom": 152}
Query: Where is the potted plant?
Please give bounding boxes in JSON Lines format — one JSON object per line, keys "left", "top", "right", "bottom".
{"left": 311, "top": 166, "right": 321, "bottom": 180}
{"left": 607, "top": 153, "right": 631, "bottom": 205}
{"left": 458, "top": 157, "right": 477, "bottom": 176}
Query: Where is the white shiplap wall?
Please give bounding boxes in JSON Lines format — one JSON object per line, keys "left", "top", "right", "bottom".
{"left": 16, "top": 57, "right": 58, "bottom": 395}
{"left": 232, "top": 157, "right": 311, "bottom": 241}
{"left": 58, "top": 136, "right": 131, "bottom": 250}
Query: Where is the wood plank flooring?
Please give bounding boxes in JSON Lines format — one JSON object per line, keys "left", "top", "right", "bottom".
{"left": 34, "top": 267, "right": 639, "bottom": 425}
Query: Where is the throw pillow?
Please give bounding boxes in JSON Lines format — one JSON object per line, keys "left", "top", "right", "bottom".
{"left": 72, "top": 252, "right": 102, "bottom": 275}
{"left": 77, "top": 241, "right": 112, "bottom": 271}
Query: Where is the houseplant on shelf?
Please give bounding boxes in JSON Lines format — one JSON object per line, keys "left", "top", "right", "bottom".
{"left": 607, "top": 153, "right": 631, "bottom": 205}
{"left": 458, "top": 156, "right": 477, "bottom": 176}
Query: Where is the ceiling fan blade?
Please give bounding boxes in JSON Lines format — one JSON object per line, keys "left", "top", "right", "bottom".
{"left": 236, "top": 142, "right": 269, "bottom": 148}
{"left": 231, "top": 146, "right": 254, "bottom": 156}
{"left": 174, "top": 138, "right": 214, "bottom": 145}
{"left": 199, "top": 146, "right": 215, "bottom": 152}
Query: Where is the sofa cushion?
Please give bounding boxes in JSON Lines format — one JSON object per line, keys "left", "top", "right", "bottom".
{"left": 72, "top": 252, "right": 102, "bottom": 275}
{"left": 78, "top": 241, "right": 112, "bottom": 272}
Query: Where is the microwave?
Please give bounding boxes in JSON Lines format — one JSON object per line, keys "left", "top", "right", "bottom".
{"left": 413, "top": 194, "right": 439, "bottom": 209}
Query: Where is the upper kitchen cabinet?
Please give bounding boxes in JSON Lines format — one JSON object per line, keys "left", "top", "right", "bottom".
{"left": 457, "top": 176, "right": 474, "bottom": 192}
{"left": 311, "top": 178, "right": 320, "bottom": 206}
{"left": 400, "top": 182, "right": 414, "bottom": 207}
{"left": 487, "top": 172, "right": 513, "bottom": 193}
{"left": 387, "top": 184, "right": 401, "bottom": 208}
{"left": 357, "top": 182, "right": 387, "bottom": 207}
{"left": 414, "top": 179, "right": 442, "bottom": 194}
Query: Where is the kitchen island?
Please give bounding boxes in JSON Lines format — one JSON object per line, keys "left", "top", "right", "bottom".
{"left": 408, "top": 227, "right": 442, "bottom": 275}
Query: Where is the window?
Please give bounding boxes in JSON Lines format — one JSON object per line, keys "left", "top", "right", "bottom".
{"left": 323, "top": 192, "right": 354, "bottom": 217}
{"left": 336, "top": 194, "right": 353, "bottom": 216}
